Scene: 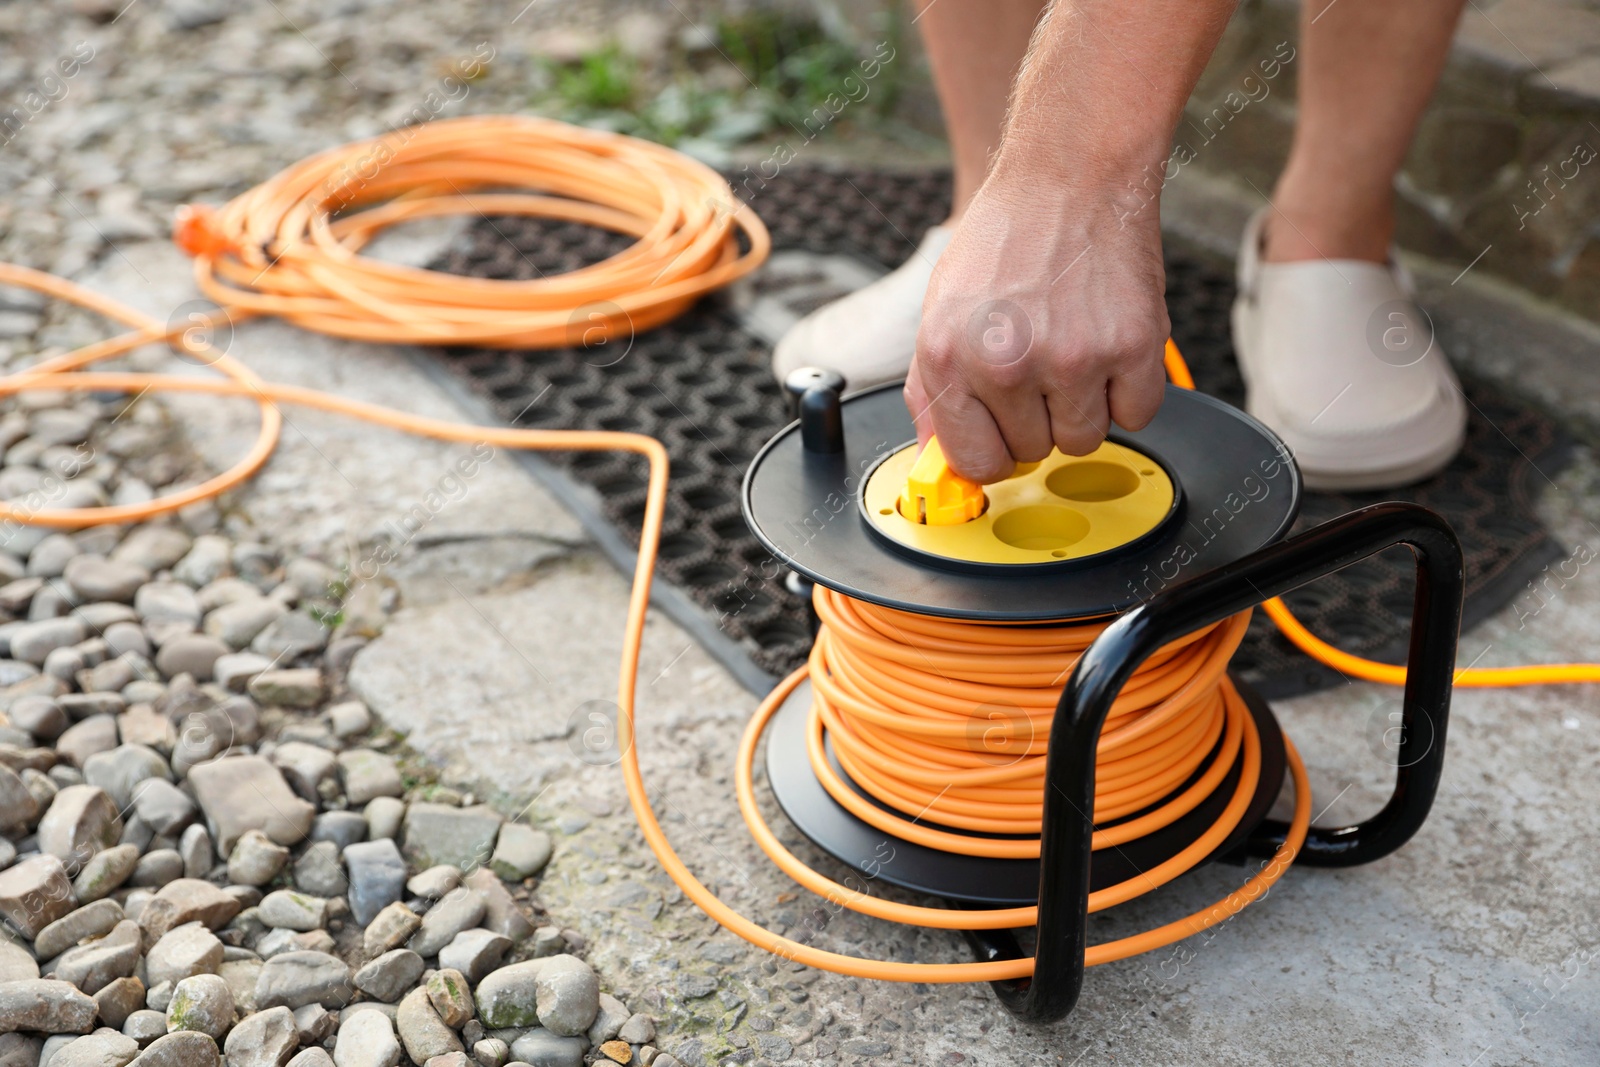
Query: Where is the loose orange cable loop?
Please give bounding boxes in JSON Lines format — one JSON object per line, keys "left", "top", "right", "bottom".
{"left": 1162, "top": 346, "right": 1600, "bottom": 689}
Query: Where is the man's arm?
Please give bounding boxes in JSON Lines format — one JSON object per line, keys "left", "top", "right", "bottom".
{"left": 907, "top": 0, "right": 1237, "bottom": 483}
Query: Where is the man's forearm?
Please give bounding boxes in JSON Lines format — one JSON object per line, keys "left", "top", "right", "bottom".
{"left": 990, "top": 0, "right": 1237, "bottom": 197}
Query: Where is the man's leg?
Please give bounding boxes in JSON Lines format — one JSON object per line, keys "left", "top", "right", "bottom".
{"left": 1234, "top": 0, "right": 1470, "bottom": 491}
{"left": 1265, "top": 0, "right": 1468, "bottom": 262}
{"left": 913, "top": 0, "right": 1048, "bottom": 220}
{"left": 771, "top": 0, "right": 1045, "bottom": 388}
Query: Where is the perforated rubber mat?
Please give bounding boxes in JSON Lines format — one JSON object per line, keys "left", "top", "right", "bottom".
{"left": 426, "top": 166, "right": 1570, "bottom": 699}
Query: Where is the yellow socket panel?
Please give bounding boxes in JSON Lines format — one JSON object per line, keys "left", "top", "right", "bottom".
{"left": 863, "top": 440, "right": 1175, "bottom": 565}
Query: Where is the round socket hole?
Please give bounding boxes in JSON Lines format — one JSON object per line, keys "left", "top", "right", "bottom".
{"left": 1046, "top": 461, "right": 1141, "bottom": 502}
{"left": 991, "top": 506, "right": 1090, "bottom": 551}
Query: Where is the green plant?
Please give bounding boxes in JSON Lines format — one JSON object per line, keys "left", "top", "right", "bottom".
{"left": 532, "top": 11, "right": 902, "bottom": 151}
{"left": 552, "top": 44, "right": 638, "bottom": 112}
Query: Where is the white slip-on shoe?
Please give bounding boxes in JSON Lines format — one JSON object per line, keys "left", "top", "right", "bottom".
{"left": 771, "top": 225, "right": 952, "bottom": 390}
{"left": 1231, "top": 208, "right": 1467, "bottom": 492}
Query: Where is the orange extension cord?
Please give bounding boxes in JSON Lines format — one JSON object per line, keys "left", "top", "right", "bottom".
{"left": 0, "top": 116, "right": 1592, "bottom": 987}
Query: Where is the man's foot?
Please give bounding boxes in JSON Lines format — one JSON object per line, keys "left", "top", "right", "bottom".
{"left": 771, "top": 226, "right": 952, "bottom": 391}
{"left": 1231, "top": 208, "right": 1466, "bottom": 491}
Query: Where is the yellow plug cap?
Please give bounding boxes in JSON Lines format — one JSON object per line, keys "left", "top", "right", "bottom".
{"left": 898, "top": 437, "right": 986, "bottom": 525}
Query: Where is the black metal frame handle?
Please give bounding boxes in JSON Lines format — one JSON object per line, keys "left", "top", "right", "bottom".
{"left": 989, "top": 502, "right": 1464, "bottom": 1023}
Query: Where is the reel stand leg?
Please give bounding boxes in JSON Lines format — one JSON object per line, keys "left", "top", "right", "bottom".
{"left": 985, "top": 502, "right": 1464, "bottom": 1023}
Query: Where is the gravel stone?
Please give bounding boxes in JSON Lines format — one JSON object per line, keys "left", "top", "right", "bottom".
{"left": 38, "top": 784, "right": 123, "bottom": 867}
{"left": 424, "top": 1054, "right": 469, "bottom": 1067}
{"left": 471, "top": 1039, "right": 507, "bottom": 1067}
{"left": 221, "top": 1005, "right": 297, "bottom": 1067}
{"left": 0, "top": 854, "right": 77, "bottom": 938}
{"left": 55, "top": 716, "right": 120, "bottom": 769}
{"left": 290, "top": 1005, "right": 334, "bottom": 1047}
{"left": 35, "top": 898, "right": 124, "bottom": 959}
{"left": 179, "top": 825, "right": 214, "bottom": 881}
{"left": 253, "top": 952, "right": 352, "bottom": 1011}
{"left": 63, "top": 558, "right": 149, "bottom": 604}
{"left": 343, "top": 840, "right": 405, "bottom": 927}
{"left": 334, "top": 751, "right": 400, "bottom": 806}
{"left": 408, "top": 888, "right": 485, "bottom": 958}
{"left": 57, "top": 694, "right": 124, "bottom": 724}
{"left": 215, "top": 961, "right": 262, "bottom": 1017}
{"left": 361, "top": 800, "right": 403, "bottom": 844}
{"left": 10, "top": 694, "right": 68, "bottom": 741}
{"left": 139, "top": 880, "right": 242, "bottom": 941}
{"left": 246, "top": 671, "right": 322, "bottom": 710}
{"left": 132, "top": 780, "right": 196, "bottom": 836}
{"left": 28, "top": 410, "right": 96, "bottom": 447}
{"left": 586, "top": 996, "right": 628, "bottom": 1046}
{"left": 0, "top": 942, "right": 39, "bottom": 984}
{"left": 332, "top": 1010, "right": 400, "bottom": 1067}
{"left": 291, "top": 842, "right": 346, "bottom": 898}
{"left": 257, "top": 892, "right": 328, "bottom": 933}
{"left": 425, "top": 970, "right": 473, "bottom": 1029}
{"left": 211, "top": 654, "right": 271, "bottom": 694}
{"left": 137, "top": 1031, "right": 220, "bottom": 1067}
{"left": 114, "top": 529, "right": 194, "bottom": 574}
{"left": 51, "top": 921, "right": 142, "bottom": 995}
{"left": 196, "top": 580, "right": 260, "bottom": 614}
{"left": 146, "top": 923, "right": 225, "bottom": 990}
{"left": 256, "top": 930, "right": 334, "bottom": 961}
{"left": 135, "top": 583, "right": 202, "bottom": 630}
{"left": 48, "top": 1029, "right": 139, "bottom": 1067}
{"left": 123, "top": 1010, "right": 169, "bottom": 1044}
{"left": 308, "top": 813, "right": 365, "bottom": 850}
{"left": 0, "top": 980, "right": 98, "bottom": 1034}
{"left": 487, "top": 826, "right": 550, "bottom": 883}
{"left": 0, "top": 765, "right": 39, "bottom": 833}
{"left": 529, "top": 957, "right": 597, "bottom": 1038}
{"left": 615, "top": 1016, "right": 653, "bottom": 1046}
{"left": 472, "top": 961, "right": 546, "bottom": 1030}
{"left": 283, "top": 561, "right": 337, "bottom": 601}
{"left": 248, "top": 616, "right": 327, "bottom": 663}
{"left": 284, "top": 1051, "right": 331, "bottom": 1067}
{"left": 173, "top": 539, "right": 232, "bottom": 589}
{"left": 435, "top": 930, "right": 510, "bottom": 986}
{"left": 202, "top": 601, "right": 285, "bottom": 653}
{"left": 165, "top": 974, "right": 233, "bottom": 1040}
{"left": 73, "top": 845, "right": 140, "bottom": 903}
{"left": 325, "top": 703, "right": 371, "bottom": 740}
{"left": 227, "top": 831, "right": 289, "bottom": 887}
{"left": 83, "top": 746, "right": 171, "bottom": 811}
{"left": 155, "top": 637, "right": 230, "bottom": 683}
{"left": 11, "top": 618, "right": 88, "bottom": 665}
{"left": 102, "top": 623, "right": 151, "bottom": 660}
{"left": 351, "top": 951, "right": 423, "bottom": 1005}
{"left": 461, "top": 871, "right": 531, "bottom": 944}
{"left": 405, "top": 867, "right": 460, "bottom": 901}
{"left": 361, "top": 903, "right": 421, "bottom": 960}
{"left": 269, "top": 745, "right": 337, "bottom": 804}
{"left": 395, "top": 987, "right": 462, "bottom": 1065}
{"left": 92, "top": 978, "right": 146, "bottom": 1031}
{"left": 131, "top": 851, "right": 185, "bottom": 889}
{"left": 506, "top": 1031, "right": 583, "bottom": 1067}
{"left": 187, "top": 757, "right": 315, "bottom": 854}
{"left": 26, "top": 535, "right": 81, "bottom": 580}
{"left": 401, "top": 805, "right": 502, "bottom": 872}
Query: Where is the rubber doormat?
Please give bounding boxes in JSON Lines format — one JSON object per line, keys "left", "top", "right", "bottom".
{"left": 426, "top": 166, "right": 1571, "bottom": 699}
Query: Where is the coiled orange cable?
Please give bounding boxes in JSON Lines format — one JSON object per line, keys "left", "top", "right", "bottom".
{"left": 0, "top": 119, "right": 1587, "bottom": 988}
{"left": 173, "top": 114, "right": 769, "bottom": 349}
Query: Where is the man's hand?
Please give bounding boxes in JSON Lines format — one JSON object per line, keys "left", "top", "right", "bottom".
{"left": 902, "top": 0, "right": 1235, "bottom": 484}
{"left": 905, "top": 185, "right": 1170, "bottom": 483}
